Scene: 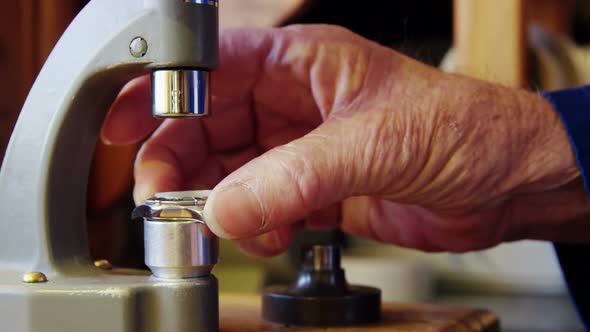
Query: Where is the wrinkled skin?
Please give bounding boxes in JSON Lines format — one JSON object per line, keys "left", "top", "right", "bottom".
{"left": 102, "top": 25, "right": 590, "bottom": 257}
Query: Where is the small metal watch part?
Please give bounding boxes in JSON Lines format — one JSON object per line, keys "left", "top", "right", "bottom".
{"left": 262, "top": 245, "right": 381, "bottom": 327}
{"left": 22, "top": 272, "right": 48, "bottom": 283}
{"left": 133, "top": 190, "right": 218, "bottom": 279}
{"left": 132, "top": 190, "right": 210, "bottom": 221}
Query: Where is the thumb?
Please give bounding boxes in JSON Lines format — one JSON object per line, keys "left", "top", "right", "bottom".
{"left": 204, "top": 111, "right": 393, "bottom": 239}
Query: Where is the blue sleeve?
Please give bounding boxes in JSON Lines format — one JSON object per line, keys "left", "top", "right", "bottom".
{"left": 542, "top": 85, "right": 590, "bottom": 331}
{"left": 554, "top": 243, "right": 590, "bottom": 330}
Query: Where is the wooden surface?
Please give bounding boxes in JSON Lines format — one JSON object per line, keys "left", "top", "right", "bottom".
{"left": 0, "top": 0, "right": 79, "bottom": 163}
{"left": 0, "top": 2, "right": 23, "bottom": 161}
{"left": 37, "top": 0, "right": 80, "bottom": 64}
{"left": 453, "top": 0, "right": 576, "bottom": 88}
{"left": 527, "top": 0, "right": 575, "bottom": 35}
{"left": 220, "top": 295, "right": 500, "bottom": 332}
{"left": 453, "top": 0, "right": 526, "bottom": 87}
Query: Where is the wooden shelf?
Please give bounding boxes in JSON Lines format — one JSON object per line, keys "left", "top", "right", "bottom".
{"left": 220, "top": 294, "right": 500, "bottom": 332}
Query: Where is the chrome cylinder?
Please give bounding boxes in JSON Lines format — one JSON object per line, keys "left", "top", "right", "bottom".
{"left": 144, "top": 219, "right": 218, "bottom": 279}
{"left": 134, "top": 190, "right": 219, "bottom": 279}
{"left": 151, "top": 69, "right": 211, "bottom": 118}
{"left": 185, "top": 0, "right": 219, "bottom": 5}
{"left": 303, "top": 245, "right": 341, "bottom": 271}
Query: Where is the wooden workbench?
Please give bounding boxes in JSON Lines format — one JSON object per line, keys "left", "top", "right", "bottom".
{"left": 220, "top": 295, "right": 500, "bottom": 331}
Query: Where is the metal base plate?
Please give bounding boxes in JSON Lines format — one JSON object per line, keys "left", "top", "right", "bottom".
{"left": 0, "top": 269, "right": 219, "bottom": 332}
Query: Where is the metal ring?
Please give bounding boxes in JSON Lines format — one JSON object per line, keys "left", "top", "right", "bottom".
{"left": 185, "top": 0, "right": 219, "bottom": 7}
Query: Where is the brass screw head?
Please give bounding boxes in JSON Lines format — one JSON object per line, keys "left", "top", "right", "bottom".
{"left": 94, "top": 259, "right": 113, "bottom": 270}
{"left": 22, "top": 272, "right": 48, "bottom": 283}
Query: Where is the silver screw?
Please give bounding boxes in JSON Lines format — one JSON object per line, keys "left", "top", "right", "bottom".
{"left": 129, "top": 37, "right": 148, "bottom": 58}
{"left": 22, "top": 271, "right": 48, "bottom": 283}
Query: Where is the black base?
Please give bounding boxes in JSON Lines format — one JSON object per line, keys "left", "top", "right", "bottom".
{"left": 262, "top": 245, "right": 382, "bottom": 327}
{"left": 262, "top": 284, "right": 381, "bottom": 327}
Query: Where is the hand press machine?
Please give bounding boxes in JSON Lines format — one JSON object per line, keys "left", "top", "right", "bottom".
{"left": 0, "top": 1, "right": 500, "bottom": 331}
{"left": 0, "top": 1, "right": 219, "bottom": 330}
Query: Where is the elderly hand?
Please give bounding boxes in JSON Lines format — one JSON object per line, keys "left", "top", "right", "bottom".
{"left": 102, "top": 25, "right": 589, "bottom": 257}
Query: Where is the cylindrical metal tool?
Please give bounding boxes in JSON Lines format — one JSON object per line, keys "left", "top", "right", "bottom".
{"left": 151, "top": 69, "right": 211, "bottom": 118}
{"left": 133, "top": 190, "right": 218, "bottom": 279}
{"left": 304, "top": 244, "right": 341, "bottom": 271}
{"left": 185, "top": 0, "right": 219, "bottom": 5}
{"left": 150, "top": 0, "right": 218, "bottom": 119}
{"left": 262, "top": 245, "right": 381, "bottom": 327}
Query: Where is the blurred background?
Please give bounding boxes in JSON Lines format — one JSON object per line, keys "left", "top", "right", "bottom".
{"left": 1, "top": 1, "right": 589, "bottom": 331}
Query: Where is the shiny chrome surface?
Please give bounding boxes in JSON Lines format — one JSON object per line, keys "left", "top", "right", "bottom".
{"left": 151, "top": 69, "right": 210, "bottom": 118}
{"left": 139, "top": 190, "right": 210, "bottom": 221}
{"left": 144, "top": 219, "right": 218, "bottom": 279}
{"left": 184, "top": 0, "right": 219, "bottom": 7}
{"left": 185, "top": 0, "right": 219, "bottom": 6}
{"left": 136, "top": 190, "right": 218, "bottom": 279}
{"left": 304, "top": 245, "right": 341, "bottom": 271}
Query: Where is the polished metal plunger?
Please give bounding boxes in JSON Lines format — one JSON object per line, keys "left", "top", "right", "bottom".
{"left": 132, "top": 190, "right": 218, "bottom": 279}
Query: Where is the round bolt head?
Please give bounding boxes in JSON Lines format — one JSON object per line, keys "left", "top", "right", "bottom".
{"left": 94, "top": 259, "right": 113, "bottom": 270}
{"left": 129, "top": 37, "right": 148, "bottom": 58}
{"left": 22, "top": 272, "right": 48, "bottom": 283}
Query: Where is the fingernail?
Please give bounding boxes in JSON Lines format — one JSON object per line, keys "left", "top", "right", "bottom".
{"left": 133, "top": 180, "right": 156, "bottom": 205}
{"left": 205, "top": 184, "right": 263, "bottom": 239}
{"left": 238, "top": 231, "right": 285, "bottom": 258}
{"left": 261, "top": 231, "right": 283, "bottom": 250}
{"left": 133, "top": 160, "right": 176, "bottom": 205}
{"left": 100, "top": 133, "right": 113, "bottom": 146}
